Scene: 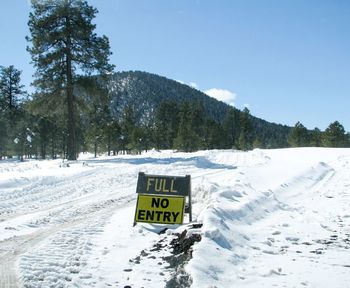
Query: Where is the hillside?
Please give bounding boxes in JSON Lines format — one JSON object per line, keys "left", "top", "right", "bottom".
{"left": 0, "top": 70, "right": 293, "bottom": 161}
{"left": 104, "top": 71, "right": 291, "bottom": 148}
{"left": 107, "top": 71, "right": 228, "bottom": 122}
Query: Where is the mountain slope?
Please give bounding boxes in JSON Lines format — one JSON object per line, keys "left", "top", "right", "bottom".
{"left": 107, "top": 71, "right": 228, "bottom": 122}
{"left": 104, "top": 71, "right": 291, "bottom": 147}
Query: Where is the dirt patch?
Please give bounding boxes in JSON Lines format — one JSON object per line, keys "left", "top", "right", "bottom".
{"left": 164, "top": 227, "right": 202, "bottom": 288}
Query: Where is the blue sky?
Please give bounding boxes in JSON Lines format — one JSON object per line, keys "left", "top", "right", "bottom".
{"left": 1, "top": 0, "right": 349, "bottom": 131}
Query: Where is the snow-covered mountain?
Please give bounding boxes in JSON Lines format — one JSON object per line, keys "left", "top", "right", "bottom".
{"left": 1, "top": 148, "right": 350, "bottom": 287}
{"left": 96, "top": 71, "right": 291, "bottom": 148}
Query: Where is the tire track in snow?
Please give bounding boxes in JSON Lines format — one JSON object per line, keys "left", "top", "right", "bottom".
{"left": 0, "top": 162, "right": 140, "bottom": 288}
{"left": 222, "top": 160, "right": 348, "bottom": 287}
{"left": 0, "top": 151, "right": 267, "bottom": 287}
{"left": 187, "top": 160, "right": 339, "bottom": 287}
{"left": 0, "top": 167, "right": 113, "bottom": 219}
{"left": 0, "top": 190, "right": 136, "bottom": 288}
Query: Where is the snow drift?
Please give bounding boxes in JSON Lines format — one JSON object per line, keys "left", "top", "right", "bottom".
{"left": 0, "top": 148, "right": 350, "bottom": 287}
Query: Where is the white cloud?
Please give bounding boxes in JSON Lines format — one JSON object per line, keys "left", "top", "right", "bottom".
{"left": 175, "top": 79, "right": 185, "bottom": 85}
{"left": 189, "top": 82, "right": 199, "bottom": 89}
{"left": 204, "top": 88, "right": 237, "bottom": 106}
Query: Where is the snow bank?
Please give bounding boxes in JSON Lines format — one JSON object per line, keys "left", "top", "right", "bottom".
{"left": 1, "top": 148, "right": 350, "bottom": 287}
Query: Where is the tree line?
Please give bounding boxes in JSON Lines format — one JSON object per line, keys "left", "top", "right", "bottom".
{"left": 1, "top": 0, "right": 349, "bottom": 160}
{"left": 0, "top": 68, "right": 258, "bottom": 159}
{"left": 287, "top": 121, "right": 350, "bottom": 148}
{"left": 1, "top": 64, "right": 349, "bottom": 161}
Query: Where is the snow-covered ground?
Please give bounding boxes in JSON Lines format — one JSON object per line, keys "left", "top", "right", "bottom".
{"left": 1, "top": 148, "right": 350, "bottom": 288}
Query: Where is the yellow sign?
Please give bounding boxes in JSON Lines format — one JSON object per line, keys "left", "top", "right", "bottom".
{"left": 134, "top": 195, "right": 185, "bottom": 224}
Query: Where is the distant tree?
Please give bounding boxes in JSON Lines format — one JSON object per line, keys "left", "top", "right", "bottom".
{"left": 287, "top": 122, "right": 309, "bottom": 147}
{"left": 323, "top": 121, "right": 349, "bottom": 147}
{"left": 190, "top": 101, "right": 206, "bottom": 146}
{"left": 238, "top": 107, "right": 253, "bottom": 150}
{"left": 223, "top": 107, "right": 240, "bottom": 149}
{"left": 310, "top": 127, "right": 323, "bottom": 147}
{"left": 253, "top": 137, "right": 263, "bottom": 149}
{"left": 154, "top": 101, "right": 179, "bottom": 150}
{"left": 77, "top": 76, "right": 111, "bottom": 157}
{"left": 0, "top": 115, "right": 9, "bottom": 159}
{"left": 0, "top": 65, "right": 26, "bottom": 111}
{"left": 0, "top": 65, "right": 28, "bottom": 159}
{"left": 27, "top": 0, "right": 114, "bottom": 160}
{"left": 129, "top": 126, "right": 145, "bottom": 154}
{"left": 203, "top": 119, "right": 224, "bottom": 149}
{"left": 12, "top": 106, "right": 34, "bottom": 161}
{"left": 105, "top": 120, "right": 121, "bottom": 156}
{"left": 120, "top": 105, "right": 136, "bottom": 153}
{"left": 175, "top": 102, "right": 203, "bottom": 152}
{"left": 30, "top": 116, "right": 49, "bottom": 159}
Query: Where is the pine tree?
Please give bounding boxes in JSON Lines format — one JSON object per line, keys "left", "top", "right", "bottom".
{"left": 0, "top": 65, "right": 26, "bottom": 112}
{"left": 175, "top": 102, "right": 204, "bottom": 152}
{"left": 0, "top": 65, "right": 27, "bottom": 159}
{"left": 310, "top": 127, "right": 322, "bottom": 147}
{"left": 0, "top": 115, "right": 9, "bottom": 159}
{"left": 77, "top": 76, "right": 111, "bottom": 157}
{"left": 238, "top": 107, "right": 253, "bottom": 150}
{"left": 287, "top": 122, "right": 309, "bottom": 147}
{"left": 323, "top": 121, "right": 349, "bottom": 147}
{"left": 120, "top": 105, "right": 136, "bottom": 154}
{"left": 104, "top": 120, "right": 121, "bottom": 156}
{"left": 12, "top": 106, "right": 34, "bottom": 161}
{"left": 223, "top": 107, "right": 240, "bottom": 149}
{"left": 27, "top": 0, "right": 114, "bottom": 160}
{"left": 204, "top": 119, "right": 224, "bottom": 149}
{"left": 253, "top": 137, "right": 263, "bottom": 149}
{"left": 154, "top": 101, "right": 179, "bottom": 150}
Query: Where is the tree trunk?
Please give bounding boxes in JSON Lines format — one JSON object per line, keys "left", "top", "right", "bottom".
{"left": 65, "top": 12, "right": 77, "bottom": 160}
{"left": 51, "top": 131, "right": 55, "bottom": 159}
{"left": 66, "top": 79, "right": 76, "bottom": 160}
{"left": 107, "top": 134, "right": 111, "bottom": 156}
{"left": 94, "top": 138, "right": 97, "bottom": 158}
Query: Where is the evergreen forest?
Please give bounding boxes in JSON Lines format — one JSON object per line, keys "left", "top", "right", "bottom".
{"left": 1, "top": 0, "right": 349, "bottom": 160}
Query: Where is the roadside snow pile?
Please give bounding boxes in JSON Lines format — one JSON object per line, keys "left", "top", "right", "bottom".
{"left": 187, "top": 149, "right": 350, "bottom": 288}
{"left": 0, "top": 148, "right": 350, "bottom": 288}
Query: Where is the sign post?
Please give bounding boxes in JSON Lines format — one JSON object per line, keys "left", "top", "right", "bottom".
{"left": 133, "top": 172, "right": 192, "bottom": 226}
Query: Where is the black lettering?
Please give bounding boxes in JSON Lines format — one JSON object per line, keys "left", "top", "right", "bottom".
{"left": 137, "top": 210, "right": 146, "bottom": 220}
{"left": 151, "top": 197, "right": 160, "bottom": 208}
{"left": 151, "top": 197, "right": 169, "bottom": 208}
{"left": 160, "top": 198, "right": 169, "bottom": 208}
{"left": 145, "top": 210, "right": 154, "bottom": 221}
{"left": 155, "top": 211, "right": 163, "bottom": 221}
{"left": 172, "top": 212, "right": 180, "bottom": 222}
{"left": 163, "top": 212, "right": 171, "bottom": 222}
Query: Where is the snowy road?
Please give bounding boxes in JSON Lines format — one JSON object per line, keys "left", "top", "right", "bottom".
{"left": 0, "top": 159, "right": 137, "bottom": 287}
{"left": 0, "top": 148, "right": 350, "bottom": 287}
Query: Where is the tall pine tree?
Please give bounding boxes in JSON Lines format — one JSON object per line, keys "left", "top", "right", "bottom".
{"left": 0, "top": 65, "right": 27, "bottom": 158}
{"left": 223, "top": 107, "right": 240, "bottom": 149}
{"left": 175, "top": 102, "right": 204, "bottom": 152}
{"left": 27, "top": 0, "right": 114, "bottom": 160}
{"left": 238, "top": 107, "right": 253, "bottom": 150}
{"left": 0, "top": 65, "right": 26, "bottom": 111}
{"left": 154, "top": 101, "right": 179, "bottom": 150}
{"left": 323, "top": 121, "right": 349, "bottom": 147}
{"left": 287, "top": 121, "right": 309, "bottom": 147}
